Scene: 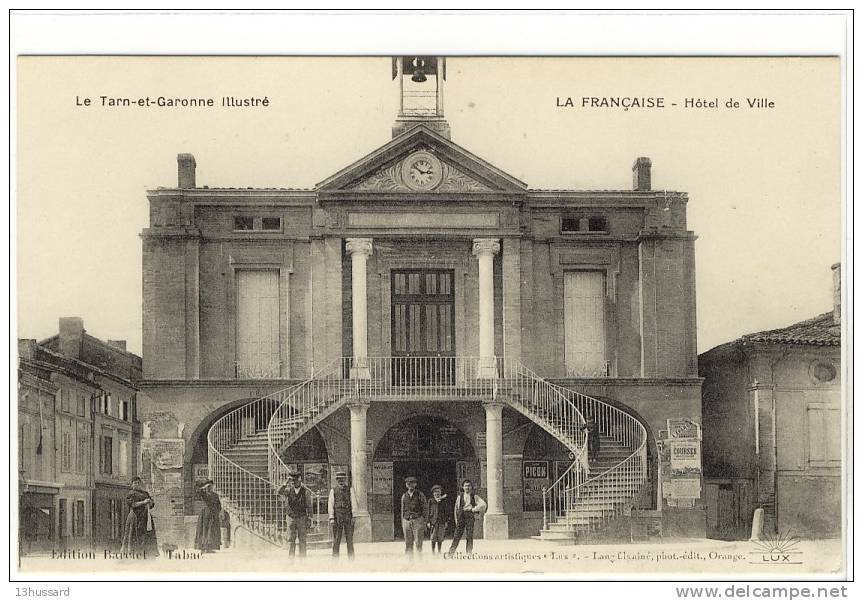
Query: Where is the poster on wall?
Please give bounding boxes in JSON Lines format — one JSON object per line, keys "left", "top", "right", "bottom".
{"left": 303, "top": 462, "right": 328, "bottom": 496}
{"left": 669, "top": 440, "right": 702, "bottom": 476}
{"left": 523, "top": 460, "right": 548, "bottom": 512}
{"left": 372, "top": 462, "right": 393, "bottom": 495}
{"left": 140, "top": 439, "right": 184, "bottom": 469}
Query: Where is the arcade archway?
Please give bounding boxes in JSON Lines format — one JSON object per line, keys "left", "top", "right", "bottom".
{"left": 373, "top": 415, "right": 477, "bottom": 539}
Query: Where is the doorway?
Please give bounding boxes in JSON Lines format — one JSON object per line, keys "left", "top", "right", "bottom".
{"left": 391, "top": 269, "right": 456, "bottom": 385}
{"left": 373, "top": 414, "right": 476, "bottom": 540}
{"left": 392, "top": 460, "right": 457, "bottom": 539}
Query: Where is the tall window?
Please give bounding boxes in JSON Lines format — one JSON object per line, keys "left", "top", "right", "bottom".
{"left": 61, "top": 427, "right": 72, "bottom": 472}
{"left": 120, "top": 399, "right": 129, "bottom": 421}
{"left": 101, "top": 435, "right": 113, "bottom": 475}
{"left": 236, "top": 269, "right": 281, "bottom": 378}
{"left": 60, "top": 389, "right": 70, "bottom": 413}
{"left": 117, "top": 438, "right": 129, "bottom": 478}
{"left": 58, "top": 499, "right": 67, "bottom": 539}
{"left": 72, "top": 500, "right": 85, "bottom": 537}
{"left": 19, "top": 421, "right": 29, "bottom": 471}
{"left": 76, "top": 393, "right": 86, "bottom": 417}
{"left": 76, "top": 435, "right": 87, "bottom": 473}
{"left": 807, "top": 404, "right": 841, "bottom": 465}
{"left": 564, "top": 271, "right": 607, "bottom": 377}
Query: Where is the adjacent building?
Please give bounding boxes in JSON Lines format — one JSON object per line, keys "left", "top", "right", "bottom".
{"left": 700, "top": 264, "right": 842, "bottom": 539}
{"left": 17, "top": 317, "right": 142, "bottom": 552}
{"left": 139, "top": 57, "right": 704, "bottom": 546}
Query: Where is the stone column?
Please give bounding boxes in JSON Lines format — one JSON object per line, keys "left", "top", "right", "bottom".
{"left": 346, "top": 238, "right": 373, "bottom": 378}
{"left": 473, "top": 239, "right": 500, "bottom": 378}
{"left": 348, "top": 399, "right": 372, "bottom": 541}
{"left": 483, "top": 400, "right": 509, "bottom": 539}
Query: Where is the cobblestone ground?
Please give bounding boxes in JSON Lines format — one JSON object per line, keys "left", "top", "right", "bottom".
{"left": 17, "top": 537, "right": 845, "bottom": 578}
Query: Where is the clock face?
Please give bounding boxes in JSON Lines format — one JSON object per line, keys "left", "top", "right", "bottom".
{"left": 402, "top": 151, "right": 443, "bottom": 191}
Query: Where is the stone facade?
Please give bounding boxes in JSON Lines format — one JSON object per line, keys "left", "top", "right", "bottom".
{"left": 17, "top": 318, "right": 142, "bottom": 553}
{"left": 700, "top": 270, "right": 841, "bottom": 539}
{"left": 139, "top": 123, "right": 704, "bottom": 546}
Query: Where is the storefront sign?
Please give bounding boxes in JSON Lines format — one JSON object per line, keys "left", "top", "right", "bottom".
{"left": 372, "top": 461, "right": 393, "bottom": 494}
{"left": 523, "top": 461, "right": 548, "bottom": 480}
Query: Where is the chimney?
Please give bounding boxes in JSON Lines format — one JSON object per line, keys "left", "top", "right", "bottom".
{"left": 831, "top": 263, "right": 841, "bottom": 325}
{"left": 178, "top": 153, "right": 196, "bottom": 188}
{"left": 18, "top": 339, "right": 37, "bottom": 360}
{"left": 633, "top": 157, "right": 652, "bottom": 191}
{"left": 107, "top": 340, "right": 127, "bottom": 352}
{"left": 59, "top": 317, "right": 85, "bottom": 359}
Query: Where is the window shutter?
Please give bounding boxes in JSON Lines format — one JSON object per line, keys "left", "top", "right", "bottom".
{"left": 564, "top": 271, "right": 607, "bottom": 376}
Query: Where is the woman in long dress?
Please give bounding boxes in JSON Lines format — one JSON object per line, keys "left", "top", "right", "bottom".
{"left": 194, "top": 479, "right": 222, "bottom": 553}
{"left": 124, "top": 476, "right": 159, "bottom": 557}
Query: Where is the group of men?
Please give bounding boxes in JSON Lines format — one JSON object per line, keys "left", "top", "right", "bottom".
{"left": 277, "top": 470, "right": 487, "bottom": 559}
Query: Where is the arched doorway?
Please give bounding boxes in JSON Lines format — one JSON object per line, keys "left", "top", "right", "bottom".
{"left": 373, "top": 415, "right": 476, "bottom": 539}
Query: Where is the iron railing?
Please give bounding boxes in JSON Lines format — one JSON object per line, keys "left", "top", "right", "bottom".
{"left": 209, "top": 356, "right": 646, "bottom": 547}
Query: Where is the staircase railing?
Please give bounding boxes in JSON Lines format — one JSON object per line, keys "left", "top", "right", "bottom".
{"left": 550, "top": 394, "right": 648, "bottom": 535}
{"left": 210, "top": 355, "right": 646, "bottom": 547}
{"left": 207, "top": 380, "right": 306, "bottom": 543}
{"left": 266, "top": 360, "right": 347, "bottom": 488}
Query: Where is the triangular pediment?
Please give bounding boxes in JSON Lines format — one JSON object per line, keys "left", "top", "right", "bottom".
{"left": 316, "top": 125, "right": 527, "bottom": 195}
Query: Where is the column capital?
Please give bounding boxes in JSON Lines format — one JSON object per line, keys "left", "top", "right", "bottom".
{"left": 346, "top": 238, "right": 373, "bottom": 257}
{"left": 347, "top": 398, "right": 371, "bottom": 411}
{"left": 472, "top": 238, "right": 500, "bottom": 257}
{"left": 482, "top": 400, "right": 505, "bottom": 414}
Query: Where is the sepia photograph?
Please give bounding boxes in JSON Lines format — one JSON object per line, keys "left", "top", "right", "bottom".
{"left": 9, "top": 10, "right": 851, "bottom": 586}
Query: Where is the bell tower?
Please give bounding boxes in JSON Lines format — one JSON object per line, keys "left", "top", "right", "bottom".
{"left": 392, "top": 56, "right": 450, "bottom": 139}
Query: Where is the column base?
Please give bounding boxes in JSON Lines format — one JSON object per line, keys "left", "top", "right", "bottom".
{"left": 483, "top": 513, "right": 509, "bottom": 539}
{"left": 352, "top": 512, "right": 372, "bottom": 543}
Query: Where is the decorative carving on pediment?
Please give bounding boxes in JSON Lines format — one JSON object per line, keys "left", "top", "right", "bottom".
{"left": 348, "top": 163, "right": 404, "bottom": 192}
{"left": 346, "top": 153, "right": 495, "bottom": 193}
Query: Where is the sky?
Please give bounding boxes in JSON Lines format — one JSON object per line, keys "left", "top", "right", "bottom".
{"left": 16, "top": 56, "right": 841, "bottom": 356}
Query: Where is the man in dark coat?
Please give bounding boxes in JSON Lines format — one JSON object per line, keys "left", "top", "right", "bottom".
{"left": 124, "top": 476, "right": 158, "bottom": 557}
{"left": 583, "top": 418, "right": 601, "bottom": 462}
{"left": 277, "top": 470, "right": 313, "bottom": 557}
{"left": 426, "top": 484, "right": 450, "bottom": 555}
{"left": 401, "top": 476, "right": 428, "bottom": 556}
{"left": 194, "top": 479, "right": 222, "bottom": 553}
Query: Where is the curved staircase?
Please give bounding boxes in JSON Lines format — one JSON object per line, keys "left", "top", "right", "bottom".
{"left": 208, "top": 357, "right": 648, "bottom": 548}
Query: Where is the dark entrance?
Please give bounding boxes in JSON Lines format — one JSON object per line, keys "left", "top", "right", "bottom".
{"left": 373, "top": 415, "right": 475, "bottom": 540}
{"left": 391, "top": 269, "right": 455, "bottom": 385}
{"left": 392, "top": 460, "right": 457, "bottom": 539}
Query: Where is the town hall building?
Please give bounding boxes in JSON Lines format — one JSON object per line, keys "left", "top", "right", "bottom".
{"left": 138, "top": 57, "right": 704, "bottom": 547}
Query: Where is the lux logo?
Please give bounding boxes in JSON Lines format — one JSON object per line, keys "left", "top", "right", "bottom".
{"left": 749, "top": 530, "right": 803, "bottom": 565}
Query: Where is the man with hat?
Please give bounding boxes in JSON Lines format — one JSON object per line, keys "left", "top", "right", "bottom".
{"left": 277, "top": 469, "right": 314, "bottom": 557}
{"left": 427, "top": 484, "right": 450, "bottom": 555}
{"left": 327, "top": 471, "right": 358, "bottom": 558}
{"left": 400, "top": 475, "right": 428, "bottom": 556}
{"left": 194, "top": 478, "right": 222, "bottom": 553}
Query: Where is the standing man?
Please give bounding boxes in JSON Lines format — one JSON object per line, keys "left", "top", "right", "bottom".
{"left": 400, "top": 476, "right": 428, "bottom": 556}
{"left": 327, "top": 471, "right": 357, "bottom": 559}
{"left": 194, "top": 479, "right": 222, "bottom": 553}
{"left": 427, "top": 484, "right": 450, "bottom": 555}
{"left": 446, "top": 479, "right": 486, "bottom": 557}
{"left": 277, "top": 470, "right": 313, "bottom": 558}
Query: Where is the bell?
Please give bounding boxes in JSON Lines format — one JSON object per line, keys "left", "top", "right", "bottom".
{"left": 411, "top": 68, "right": 427, "bottom": 83}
